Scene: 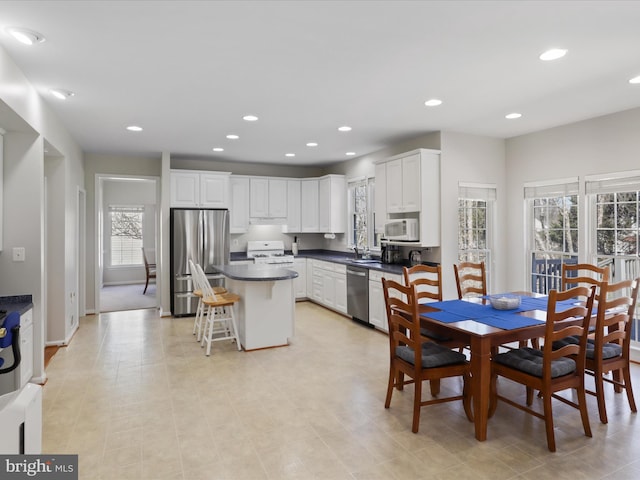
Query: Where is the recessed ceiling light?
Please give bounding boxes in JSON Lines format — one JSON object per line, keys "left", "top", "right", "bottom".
{"left": 346, "top": 152, "right": 356, "bottom": 156}
{"left": 424, "top": 99, "right": 443, "bottom": 107}
{"left": 306, "top": 142, "right": 318, "bottom": 147}
{"left": 338, "top": 126, "right": 352, "bottom": 132}
{"left": 6, "top": 27, "right": 46, "bottom": 45}
{"left": 212, "top": 147, "right": 224, "bottom": 152}
{"left": 285, "top": 153, "right": 296, "bottom": 157}
{"left": 126, "top": 125, "right": 143, "bottom": 132}
{"left": 539, "top": 48, "right": 567, "bottom": 61}
{"left": 49, "top": 89, "right": 74, "bottom": 100}
{"left": 629, "top": 75, "right": 640, "bottom": 84}
{"left": 243, "top": 115, "right": 258, "bottom": 121}
{"left": 226, "top": 134, "right": 239, "bottom": 139}
{"left": 505, "top": 113, "right": 522, "bottom": 119}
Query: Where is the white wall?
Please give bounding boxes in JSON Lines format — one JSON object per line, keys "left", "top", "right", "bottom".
{"left": 84, "top": 154, "right": 161, "bottom": 311}
{"left": 440, "top": 131, "right": 506, "bottom": 298}
{"left": 0, "top": 44, "right": 84, "bottom": 375}
{"left": 505, "top": 106, "right": 640, "bottom": 291}
{"left": 44, "top": 154, "right": 65, "bottom": 343}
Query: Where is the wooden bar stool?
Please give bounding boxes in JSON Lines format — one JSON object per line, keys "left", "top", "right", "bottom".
{"left": 193, "top": 263, "right": 241, "bottom": 355}
{"left": 189, "top": 259, "right": 226, "bottom": 342}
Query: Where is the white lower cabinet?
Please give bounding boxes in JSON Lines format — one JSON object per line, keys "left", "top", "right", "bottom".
{"left": 292, "top": 258, "right": 307, "bottom": 299}
{"left": 310, "top": 260, "right": 347, "bottom": 315}
{"left": 369, "top": 271, "right": 402, "bottom": 332}
{"left": 19, "top": 309, "right": 33, "bottom": 387}
{"left": 333, "top": 269, "right": 347, "bottom": 314}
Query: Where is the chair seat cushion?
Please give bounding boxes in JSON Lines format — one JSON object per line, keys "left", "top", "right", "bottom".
{"left": 553, "top": 336, "right": 622, "bottom": 359}
{"left": 420, "top": 327, "right": 453, "bottom": 342}
{"left": 585, "top": 339, "right": 622, "bottom": 360}
{"left": 552, "top": 335, "right": 580, "bottom": 350}
{"left": 494, "top": 347, "right": 576, "bottom": 378}
{"left": 396, "top": 342, "right": 467, "bottom": 369}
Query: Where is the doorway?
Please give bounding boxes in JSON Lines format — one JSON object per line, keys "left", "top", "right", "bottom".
{"left": 94, "top": 175, "right": 160, "bottom": 313}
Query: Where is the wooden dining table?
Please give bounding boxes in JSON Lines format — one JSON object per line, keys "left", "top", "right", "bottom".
{"left": 419, "top": 292, "right": 551, "bottom": 441}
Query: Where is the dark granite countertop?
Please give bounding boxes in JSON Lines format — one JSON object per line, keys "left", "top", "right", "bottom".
{"left": 294, "top": 250, "right": 406, "bottom": 275}
{"left": 230, "top": 249, "right": 407, "bottom": 275}
{"left": 0, "top": 295, "right": 34, "bottom": 323}
{"left": 213, "top": 264, "right": 298, "bottom": 281}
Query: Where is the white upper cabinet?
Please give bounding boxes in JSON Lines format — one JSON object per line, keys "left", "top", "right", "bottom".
{"left": 200, "top": 173, "right": 230, "bottom": 208}
{"left": 318, "top": 175, "right": 345, "bottom": 233}
{"left": 386, "top": 153, "right": 420, "bottom": 213}
{"left": 170, "top": 171, "right": 200, "bottom": 207}
{"left": 301, "top": 179, "right": 319, "bottom": 232}
{"left": 170, "top": 170, "right": 230, "bottom": 208}
{"left": 300, "top": 175, "right": 346, "bottom": 233}
{"left": 250, "top": 178, "right": 287, "bottom": 218}
{"left": 268, "top": 179, "right": 287, "bottom": 217}
{"left": 375, "top": 149, "right": 440, "bottom": 246}
{"left": 230, "top": 176, "right": 250, "bottom": 233}
{"left": 286, "top": 179, "right": 302, "bottom": 233}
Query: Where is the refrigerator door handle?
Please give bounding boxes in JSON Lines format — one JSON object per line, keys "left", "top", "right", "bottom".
{"left": 198, "top": 210, "right": 205, "bottom": 268}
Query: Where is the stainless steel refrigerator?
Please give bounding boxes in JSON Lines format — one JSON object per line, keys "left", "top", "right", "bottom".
{"left": 170, "top": 208, "right": 230, "bottom": 316}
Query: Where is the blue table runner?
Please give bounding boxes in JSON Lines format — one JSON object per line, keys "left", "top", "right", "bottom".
{"left": 420, "top": 295, "right": 556, "bottom": 330}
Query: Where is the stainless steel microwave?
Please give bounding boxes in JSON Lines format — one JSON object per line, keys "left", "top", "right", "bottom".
{"left": 384, "top": 218, "right": 419, "bottom": 241}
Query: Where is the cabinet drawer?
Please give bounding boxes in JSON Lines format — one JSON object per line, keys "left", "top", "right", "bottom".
{"left": 332, "top": 263, "right": 346, "bottom": 274}
{"left": 369, "top": 270, "right": 403, "bottom": 284}
{"left": 369, "top": 271, "right": 385, "bottom": 283}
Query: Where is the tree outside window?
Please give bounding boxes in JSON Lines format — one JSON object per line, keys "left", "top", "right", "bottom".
{"left": 526, "top": 182, "right": 579, "bottom": 294}
{"left": 110, "top": 206, "right": 144, "bottom": 266}
{"left": 458, "top": 184, "right": 495, "bottom": 291}
{"left": 348, "top": 178, "right": 377, "bottom": 251}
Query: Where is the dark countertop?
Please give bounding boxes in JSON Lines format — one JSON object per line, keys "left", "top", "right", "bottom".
{"left": 0, "top": 295, "right": 34, "bottom": 324}
{"left": 213, "top": 264, "right": 298, "bottom": 281}
{"left": 229, "top": 249, "right": 410, "bottom": 275}
{"left": 293, "top": 250, "right": 406, "bottom": 275}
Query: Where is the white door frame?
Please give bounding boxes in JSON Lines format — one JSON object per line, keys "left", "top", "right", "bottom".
{"left": 94, "top": 174, "right": 160, "bottom": 313}
{"left": 77, "top": 187, "right": 86, "bottom": 319}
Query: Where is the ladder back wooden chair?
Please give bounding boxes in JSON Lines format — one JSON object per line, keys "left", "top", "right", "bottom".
{"left": 141, "top": 247, "right": 156, "bottom": 294}
{"left": 489, "top": 285, "right": 596, "bottom": 452}
{"left": 403, "top": 264, "right": 468, "bottom": 355}
{"left": 584, "top": 278, "right": 639, "bottom": 423}
{"left": 193, "top": 263, "right": 241, "bottom": 355}
{"left": 561, "top": 263, "right": 610, "bottom": 299}
{"left": 382, "top": 278, "right": 473, "bottom": 433}
{"left": 454, "top": 261, "right": 487, "bottom": 299}
{"left": 189, "top": 259, "right": 227, "bottom": 342}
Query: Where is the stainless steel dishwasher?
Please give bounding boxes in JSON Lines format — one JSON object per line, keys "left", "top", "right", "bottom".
{"left": 346, "top": 265, "right": 370, "bottom": 325}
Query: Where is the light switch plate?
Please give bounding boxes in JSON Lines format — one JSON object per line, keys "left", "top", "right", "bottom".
{"left": 12, "top": 247, "right": 25, "bottom": 262}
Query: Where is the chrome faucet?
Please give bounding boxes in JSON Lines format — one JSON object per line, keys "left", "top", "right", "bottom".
{"left": 352, "top": 245, "right": 359, "bottom": 259}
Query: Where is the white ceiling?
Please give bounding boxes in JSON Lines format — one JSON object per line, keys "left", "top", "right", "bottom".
{"left": 1, "top": 0, "right": 640, "bottom": 166}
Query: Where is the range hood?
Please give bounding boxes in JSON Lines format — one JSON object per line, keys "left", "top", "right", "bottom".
{"left": 249, "top": 217, "right": 286, "bottom": 225}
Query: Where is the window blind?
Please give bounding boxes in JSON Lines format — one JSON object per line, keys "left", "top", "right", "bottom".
{"left": 458, "top": 184, "right": 497, "bottom": 201}
{"left": 524, "top": 179, "right": 579, "bottom": 199}
{"left": 585, "top": 173, "right": 640, "bottom": 194}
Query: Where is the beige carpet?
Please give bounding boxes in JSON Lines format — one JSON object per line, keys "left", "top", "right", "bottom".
{"left": 100, "top": 283, "right": 157, "bottom": 312}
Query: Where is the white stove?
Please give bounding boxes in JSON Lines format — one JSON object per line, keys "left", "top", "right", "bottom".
{"left": 246, "top": 240, "right": 295, "bottom": 265}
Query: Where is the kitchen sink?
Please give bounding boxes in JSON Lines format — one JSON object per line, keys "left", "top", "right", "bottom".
{"left": 350, "top": 258, "right": 381, "bottom": 264}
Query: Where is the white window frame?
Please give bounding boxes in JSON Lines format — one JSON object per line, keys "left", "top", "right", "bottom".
{"left": 586, "top": 170, "right": 640, "bottom": 356}
{"left": 458, "top": 183, "right": 496, "bottom": 292}
{"left": 109, "top": 205, "right": 144, "bottom": 267}
{"left": 524, "top": 178, "right": 580, "bottom": 294}
{"left": 347, "top": 176, "right": 378, "bottom": 252}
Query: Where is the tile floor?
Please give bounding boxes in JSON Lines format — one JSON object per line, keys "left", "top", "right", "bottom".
{"left": 42, "top": 302, "right": 640, "bottom": 479}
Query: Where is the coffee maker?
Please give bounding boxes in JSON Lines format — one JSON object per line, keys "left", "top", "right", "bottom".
{"left": 381, "top": 243, "right": 400, "bottom": 264}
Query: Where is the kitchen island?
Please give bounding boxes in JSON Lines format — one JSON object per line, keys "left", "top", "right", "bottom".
{"left": 212, "top": 264, "right": 298, "bottom": 350}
